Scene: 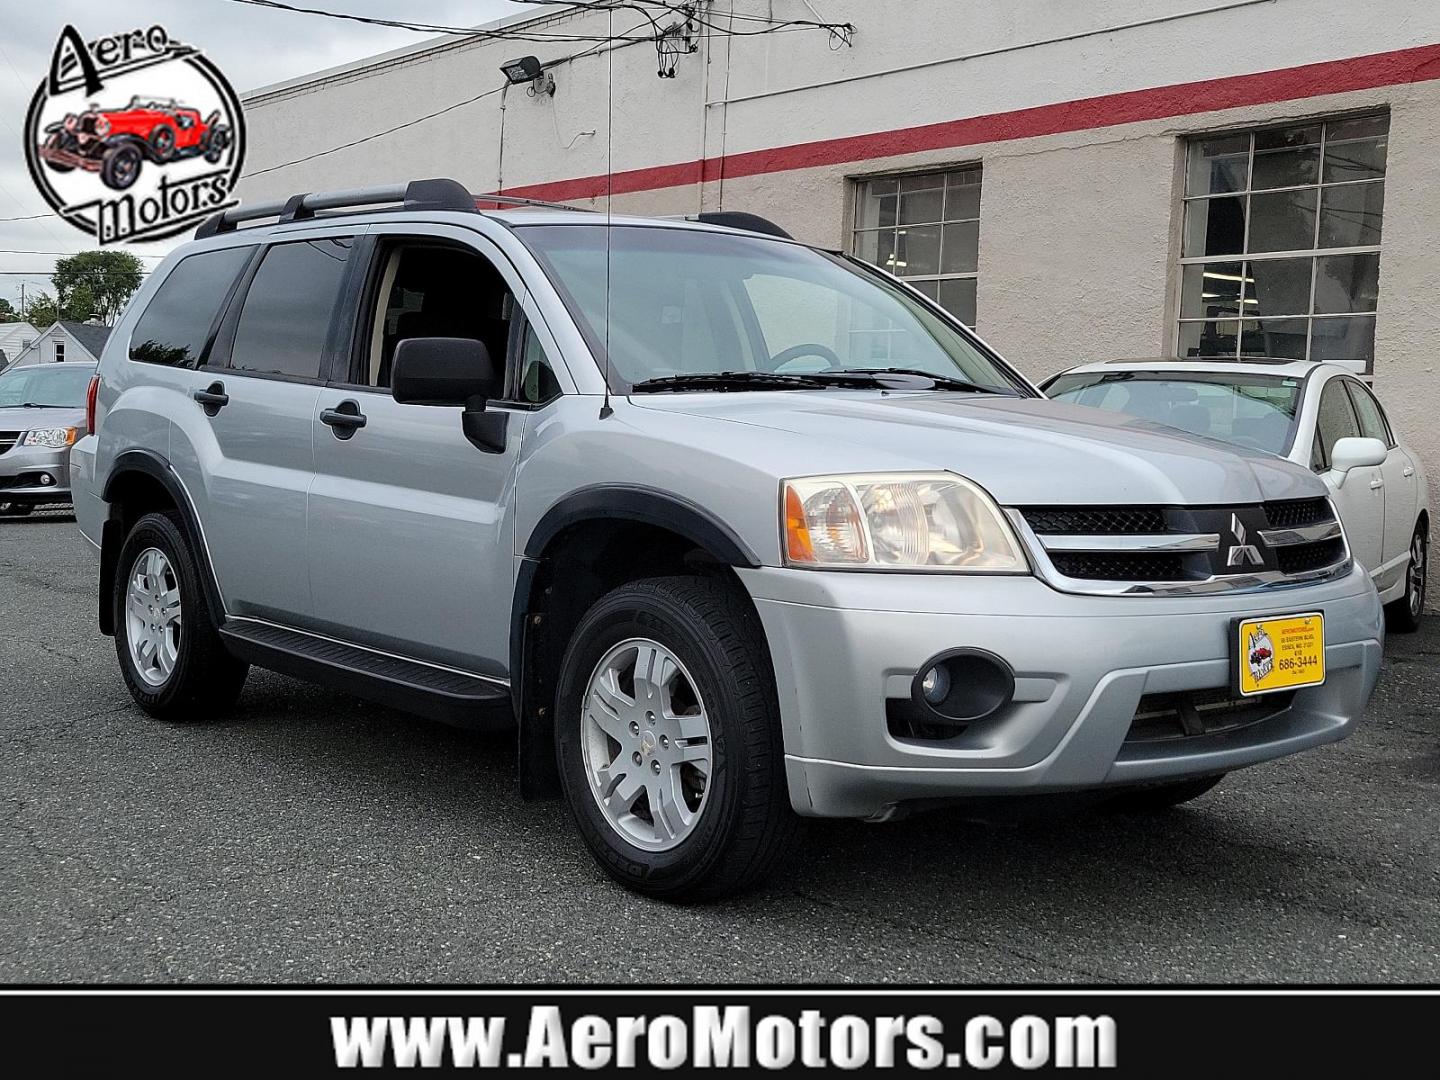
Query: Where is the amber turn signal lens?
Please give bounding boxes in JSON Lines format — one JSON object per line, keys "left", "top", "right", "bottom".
{"left": 784, "top": 485, "right": 816, "bottom": 563}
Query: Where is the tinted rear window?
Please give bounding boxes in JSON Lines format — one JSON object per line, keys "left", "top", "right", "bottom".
{"left": 228, "top": 239, "right": 352, "bottom": 380}
{"left": 130, "top": 247, "right": 252, "bottom": 367}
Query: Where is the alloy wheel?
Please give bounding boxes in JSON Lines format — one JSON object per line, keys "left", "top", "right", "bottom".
{"left": 125, "top": 547, "right": 181, "bottom": 687}
{"left": 580, "top": 637, "right": 713, "bottom": 852}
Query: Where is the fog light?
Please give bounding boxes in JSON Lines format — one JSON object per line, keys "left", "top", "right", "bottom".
{"left": 919, "top": 664, "right": 951, "bottom": 705}
{"left": 910, "top": 649, "right": 1016, "bottom": 724}
{"left": 39, "top": 474, "right": 54, "bottom": 486}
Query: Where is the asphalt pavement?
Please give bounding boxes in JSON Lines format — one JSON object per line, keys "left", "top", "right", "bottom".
{"left": 2, "top": 511, "right": 1438, "bottom": 984}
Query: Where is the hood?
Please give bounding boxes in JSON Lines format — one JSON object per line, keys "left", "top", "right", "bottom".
{"left": 0, "top": 404, "right": 86, "bottom": 430}
{"left": 629, "top": 391, "right": 1324, "bottom": 506}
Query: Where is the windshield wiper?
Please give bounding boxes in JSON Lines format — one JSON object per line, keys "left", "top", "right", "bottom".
{"left": 630, "top": 371, "right": 830, "bottom": 393}
{"left": 18, "top": 402, "right": 67, "bottom": 408}
{"left": 826, "top": 368, "right": 1019, "bottom": 394}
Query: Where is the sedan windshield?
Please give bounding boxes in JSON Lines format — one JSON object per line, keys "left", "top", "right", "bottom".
{"left": 1045, "top": 371, "right": 1302, "bottom": 455}
{"left": 517, "top": 224, "right": 1028, "bottom": 394}
{"left": 0, "top": 364, "right": 95, "bottom": 408}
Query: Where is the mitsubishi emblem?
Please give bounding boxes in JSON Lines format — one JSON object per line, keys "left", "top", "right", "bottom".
{"left": 1226, "top": 514, "right": 1264, "bottom": 567}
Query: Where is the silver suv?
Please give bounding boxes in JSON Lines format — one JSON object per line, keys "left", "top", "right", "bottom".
{"left": 73, "top": 179, "right": 1383, "bottom": 899}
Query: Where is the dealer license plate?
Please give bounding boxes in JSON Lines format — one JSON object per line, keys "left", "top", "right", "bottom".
{"left": 1233, "top": 612, "right": 1326, "bottom": 697}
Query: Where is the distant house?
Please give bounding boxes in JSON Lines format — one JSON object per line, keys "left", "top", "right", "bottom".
{"left": 6, "top": 321, "right": 112, "bottom": 368}
{"left": 0, "top": 322, "right": 39, "bottom": 370}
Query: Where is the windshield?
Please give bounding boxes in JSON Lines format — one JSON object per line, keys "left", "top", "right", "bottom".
{"left": 0, "top": 364, "right": 94, "bottom": 408}
{"left": 1045, "top": 371, "right": 1302, "bottom": 455}
{"left": 517, "top": 224, "right": 1028, "bottom": 394}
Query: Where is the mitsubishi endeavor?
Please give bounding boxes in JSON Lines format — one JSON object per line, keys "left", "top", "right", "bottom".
{"left": 71, "top": 179, "right": 1383, "bottom": 899}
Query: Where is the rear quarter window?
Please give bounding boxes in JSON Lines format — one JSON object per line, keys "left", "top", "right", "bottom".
{"left": 129, "top": 246, "right": 253, "bottom": 368}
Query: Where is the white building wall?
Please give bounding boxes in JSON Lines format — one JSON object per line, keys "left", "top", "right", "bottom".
{"left": 241, "top": 0, "right": 1440, "bottom": 544}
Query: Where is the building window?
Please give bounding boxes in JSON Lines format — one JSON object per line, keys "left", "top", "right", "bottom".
{"left": 1177, "top": 113, "right": 1387, "bottom": 373}
{"left": 54, "top": 341, "right": 65, "bottom": 362}
{"left": 852, "top": 165, "right": 981, "bottom": 326}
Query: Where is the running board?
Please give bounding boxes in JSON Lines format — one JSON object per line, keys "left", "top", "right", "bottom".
{"left": 219, "top": 620, "right": 513, "bottom": 730}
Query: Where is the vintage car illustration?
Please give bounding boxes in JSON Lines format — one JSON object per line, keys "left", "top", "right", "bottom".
{"left": 38, "top": 97, "right": 232, "bottom": 191}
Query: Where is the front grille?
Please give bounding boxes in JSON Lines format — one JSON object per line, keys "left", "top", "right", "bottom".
{"left": 1263, "top": 497, "right": 1331, "bottom": 529}
{"left": 1050, "top": 552, "right": 1185, "bottom": 581}
{"left": 1127, "top": 688, "right": 1295, "bottom": 743}
{"left": 1276, "top": 537, "right": 1347, "bottom": 575}
{"left": 0, "top": 431, "right": 19, "bottom": 455}
{"left": 1024, "top": 507, "right": 1168, "bottom": 535}
{"left": 1019, "top": 498, "right": 1347, "bottom": 590}
{"left": 78, "top": 115, "right": 99, "bottom": 135}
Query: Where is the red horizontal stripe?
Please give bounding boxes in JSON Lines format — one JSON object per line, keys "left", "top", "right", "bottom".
{"left": 499, "top": 41, "right": 1440, "bottom": 204}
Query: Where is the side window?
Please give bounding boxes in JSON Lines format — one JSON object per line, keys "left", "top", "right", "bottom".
{"left": 229, "top": 238, "right": 352, "bottom": 380}
{"left": 1344, "top": 380, "right": 1392, "bottom": 445}
{"left": 129, "top": 246, "right": 252, "bottom": 368}
{"left": 1315, "top": 379, "right": 1362, "bottom": 467}
{"left": 361, "top": 243, "right": 513, "bottom": 394}
{"left": 518, "top": 323, "right": 561, "bottom": 404}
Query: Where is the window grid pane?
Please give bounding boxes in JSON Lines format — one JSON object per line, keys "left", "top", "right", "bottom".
{"left": 853, "top": 165, "right": 981, "bottom": 325}
{"left": 1176, "top": 114, "right": 1386, "bottom": 372}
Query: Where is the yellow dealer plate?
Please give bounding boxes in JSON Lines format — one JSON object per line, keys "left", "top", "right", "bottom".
{"left": 1233, "top": 612, "right": 1326, "bottom": 697}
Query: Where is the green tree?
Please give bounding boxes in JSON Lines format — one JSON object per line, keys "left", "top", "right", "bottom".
{"left": 26, "top": 292, "right": 59, "bottom": 330}
{"left": 52, "top": 250, "right": 143, "bottom": 326}
{"left": 0, "top": 297, "right": 15, "bottom": 322}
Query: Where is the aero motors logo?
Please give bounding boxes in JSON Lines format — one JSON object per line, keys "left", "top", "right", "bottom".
{"left": 23, "top": 24, "right": 245, "bottom": 244}
{"left": 1247, "top": 627, "right": 1275, "bottom": 684}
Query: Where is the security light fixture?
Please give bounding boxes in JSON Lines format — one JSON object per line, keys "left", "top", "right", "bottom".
{"left": 501, "top": 56, "right": 544, "bottom": 85}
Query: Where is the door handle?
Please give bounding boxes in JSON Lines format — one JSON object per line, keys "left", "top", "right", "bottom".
{"left": 1369, "top": 478, "right": 1384, "bottom": 490}
{"left": 1403, "top": 466, "right": 1415, "bottom": 478}
{"left": 192, "top": 381, "right": 228, "bottom": 416}
{"left": 320, "top": 400, "right": 367, "bottom": 440}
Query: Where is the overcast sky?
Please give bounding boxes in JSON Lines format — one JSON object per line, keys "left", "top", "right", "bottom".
{"left": 0, "top": 0, "right": 533, "bottom": 316}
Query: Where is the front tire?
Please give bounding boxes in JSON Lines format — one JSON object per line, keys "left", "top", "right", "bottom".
{"left": 114, "top": 511, "right": 248, "bottom": 720}
{"left": 99, "top": 143, "right": 142, "bottom": 190}
{"left": 555, "top": 576, "right": 797, "bottom": 900}
{"left": 1384, "top": 525, "right": 1427, "bottom": 633}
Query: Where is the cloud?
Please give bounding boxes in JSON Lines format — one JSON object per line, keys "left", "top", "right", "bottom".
{"left": 0, "top": 0, "right": 529, "bottom": 310}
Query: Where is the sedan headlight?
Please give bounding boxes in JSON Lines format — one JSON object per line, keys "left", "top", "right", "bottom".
{"left": 782, "top": 472, "right": 1027, "bottom": 572}
{"left": 22, "top": 427, "right": 79, "bottom": 449}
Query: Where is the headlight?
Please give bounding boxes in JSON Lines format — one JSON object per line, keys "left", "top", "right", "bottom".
{"left": 782, "top": 472, "right": 1027, "bottom": 572}
{"left": 92, "top": 115, "right": 111, "bottom": 136}
{"left": 22, "top": 427, "right": 79, "bottom": 449}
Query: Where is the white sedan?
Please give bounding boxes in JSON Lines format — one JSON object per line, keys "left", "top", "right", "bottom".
{"left": 1043, "top": 357, "right": 1429, "bottom": 630}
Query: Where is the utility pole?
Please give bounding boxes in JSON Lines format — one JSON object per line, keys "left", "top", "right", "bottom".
{"left": 19, "top": 282, "right": 25, "bottom": 322}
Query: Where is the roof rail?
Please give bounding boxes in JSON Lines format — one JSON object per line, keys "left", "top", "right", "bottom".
{"left": 473, "top": 193, "right": 596, "bottom": 212}
{"left": 195, "top": 177, "right": 476, "bottom": 239}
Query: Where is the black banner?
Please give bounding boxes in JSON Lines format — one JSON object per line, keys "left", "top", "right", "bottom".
{"left": 1, "top": 988, "right": 1433, "bottom": 1072}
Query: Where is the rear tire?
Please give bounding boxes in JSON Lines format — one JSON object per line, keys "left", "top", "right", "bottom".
{"left": 555, "top": 576, "right": 797, "bottom": 901}
{"left": 1107, "top": 774, "right": 1224, "bottom": 812}
{"left": 114, "top": 511, "right": 248, "bottom": 721}
{"left": 1384, "top": 526, "right": 1427, "bottom": 633}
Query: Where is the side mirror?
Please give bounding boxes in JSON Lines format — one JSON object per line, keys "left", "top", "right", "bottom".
{"left": 390, "top": 336, "right": 509, "bottom": 455}
{"left": 391, "top": 337, "right": 495, "bottom": 406}
{"left": 1330, "top": 436, "right": 1388, "bottom": 477}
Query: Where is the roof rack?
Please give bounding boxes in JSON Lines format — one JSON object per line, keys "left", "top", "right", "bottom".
{"left": 195, "top": 178, "right": 477, "bottom": 239}
{"left": 195, "top": 179, "right": 597, "bottom": 239}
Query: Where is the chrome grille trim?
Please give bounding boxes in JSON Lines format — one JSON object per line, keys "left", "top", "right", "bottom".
{"left": 1039, "top": 532, "right": 1220, "bottom": 553}
{"left": 1259, "top": 520, "right": 1344, "bottom": 547}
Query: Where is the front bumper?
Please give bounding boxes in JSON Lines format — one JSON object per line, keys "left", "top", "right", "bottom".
{"left": 0, "top": 441, "right": 75, "bottom": 505}
{"left": 739, "top": 565, "right": 1383, "bottom": 819}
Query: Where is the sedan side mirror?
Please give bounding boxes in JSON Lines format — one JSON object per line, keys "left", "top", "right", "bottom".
{"left": 390, "top": 336, "right": 508, "bottom": 454}
{"left": 1329, "top": 436, "right": 1388, "bottom": 481}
